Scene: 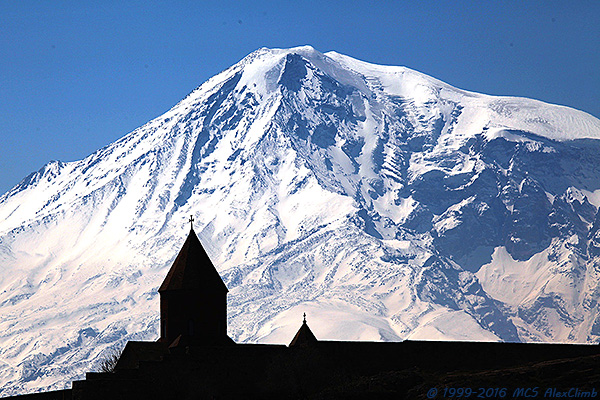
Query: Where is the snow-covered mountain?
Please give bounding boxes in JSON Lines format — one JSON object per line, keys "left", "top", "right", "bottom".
{"left": 1, "top": 45, "right": 600, "bottom": 395}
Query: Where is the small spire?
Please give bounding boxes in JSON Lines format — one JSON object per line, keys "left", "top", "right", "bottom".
{"left": 189, "top": 215, "right": 195, "bottom": 231}
{"left": 289, "top": 312, "right": 318, "bottom": 347}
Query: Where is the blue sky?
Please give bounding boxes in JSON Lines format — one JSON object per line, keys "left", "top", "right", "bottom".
{"left": 1, "top": 1, "right": 599, "bottom": 195}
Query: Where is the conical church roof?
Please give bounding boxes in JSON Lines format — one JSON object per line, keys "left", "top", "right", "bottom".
{"left": 159, "top": 228, "right": 228, "bottom": 293}
{"left": 289, "top": 315, "right": 318, "bottom": 346}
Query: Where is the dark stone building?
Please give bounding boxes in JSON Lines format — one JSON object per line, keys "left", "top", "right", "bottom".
{"left": 6, "top": 228, "right": 600, "bottom": 399}
{"left": 158, "top": 227, "right": 233, "bottom": 347}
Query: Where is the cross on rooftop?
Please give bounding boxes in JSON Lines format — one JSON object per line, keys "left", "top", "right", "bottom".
{"left": 189, "top": 215, "right": 194, "bottom": 230}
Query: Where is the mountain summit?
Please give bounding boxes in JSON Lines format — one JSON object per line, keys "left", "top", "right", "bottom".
{"left": 1, "top": 46, "right": 600, "bottom": 395}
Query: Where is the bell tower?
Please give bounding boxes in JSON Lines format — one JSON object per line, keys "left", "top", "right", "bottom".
{"left": 158, "top": 217, "right": 232, "bottom": 346}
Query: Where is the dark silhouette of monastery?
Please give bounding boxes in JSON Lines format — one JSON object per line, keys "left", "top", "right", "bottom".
{"left": 6, "top": 227, "right": 600, "bottom": 399}
{"left": 158, "top": 227, "right": 232, "bottom": 347}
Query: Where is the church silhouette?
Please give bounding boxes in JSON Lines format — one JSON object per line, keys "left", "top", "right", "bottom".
{"left": 7, "top": 226, "right": 600, "bottom": 399}
{"left": 158, "top": 225, "right": 233, "bottom": 347}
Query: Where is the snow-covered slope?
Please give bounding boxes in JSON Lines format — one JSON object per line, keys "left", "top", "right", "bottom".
{"left": 1, "top": 45, "right": 600, "bottom": 395}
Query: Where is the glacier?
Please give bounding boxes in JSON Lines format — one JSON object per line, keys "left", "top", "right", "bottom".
{"left": 1, "top": 45, "right": 600, "bottom": 395}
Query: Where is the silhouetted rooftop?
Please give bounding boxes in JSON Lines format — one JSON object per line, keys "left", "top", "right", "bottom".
{"left": 289, "top": 315, "right": 318, "bottom": 346}
{"left": 159, "top": 228, "right": 228, "bottom": 293}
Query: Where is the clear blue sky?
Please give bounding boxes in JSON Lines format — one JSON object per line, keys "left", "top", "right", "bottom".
{"left": 1, "top": 1, "right": 599, "bottom": 195}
